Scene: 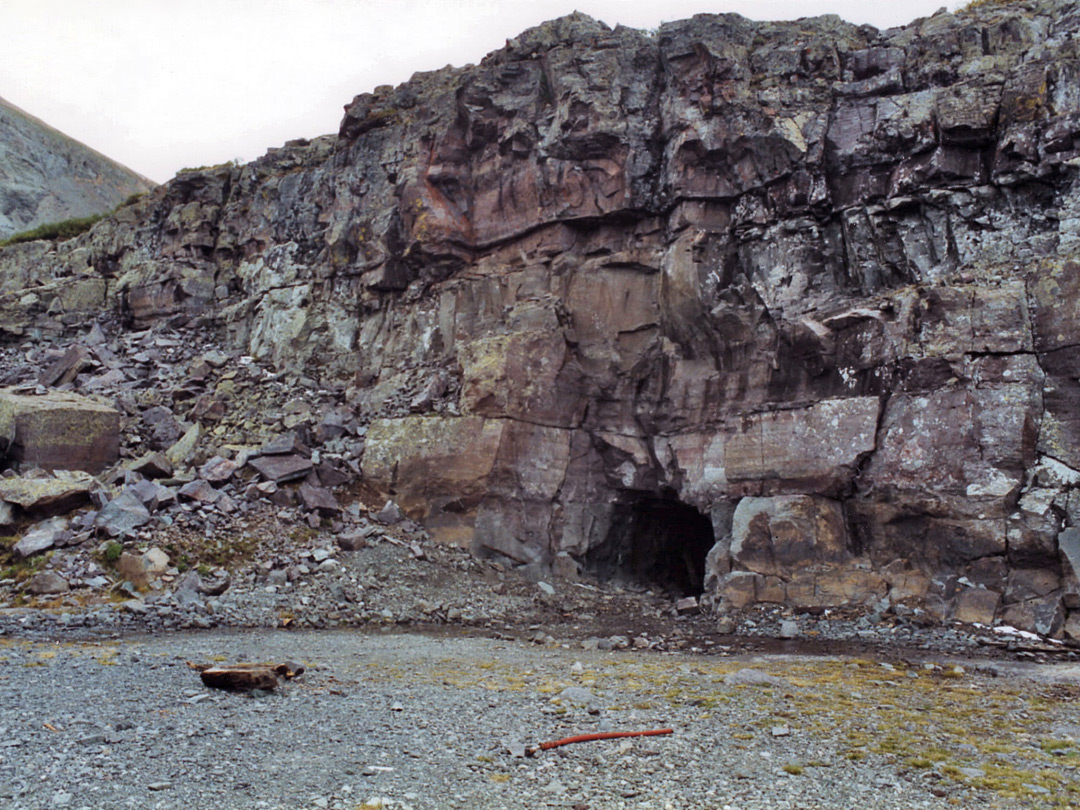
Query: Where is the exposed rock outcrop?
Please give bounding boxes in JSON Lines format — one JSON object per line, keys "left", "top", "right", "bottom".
{"left": 2, "top": 0, "right": 1080, "bottom": 636}
{"left": 0, "top": 96, "right": 154, "bottom": 240}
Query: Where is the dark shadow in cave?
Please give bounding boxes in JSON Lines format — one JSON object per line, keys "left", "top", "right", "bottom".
{"left": 583, "top": 491, "right": 715, "bottom": 598}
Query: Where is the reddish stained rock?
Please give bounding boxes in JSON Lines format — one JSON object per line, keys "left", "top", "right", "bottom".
{"left": 199, "top": 666, "right": 279, "bottom": 691}
{"left": 200, "top": 456, "right": 238, "bottom": 483}
{"left": 178, "top": 479, "right": 219, "bottom": 504}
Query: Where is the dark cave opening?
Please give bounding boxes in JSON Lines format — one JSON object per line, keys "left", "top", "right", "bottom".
{"left": 584, "top": 492, "right": 715, "bottom": 598}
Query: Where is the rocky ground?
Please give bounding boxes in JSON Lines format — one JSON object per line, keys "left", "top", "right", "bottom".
{"left": 3, "top": 623, "right": 1080, "bottom": 810}
{"left": 1, "top": 319, "right": 1079, "bottom": 808}
{"left": 2, "top": 506, "right": 1080, "bottom": 809}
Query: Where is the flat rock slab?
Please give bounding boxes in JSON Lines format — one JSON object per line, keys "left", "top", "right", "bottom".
{"left": 12, "top": 517, "right": 68, "bottom": 558}
{"left": 200, "top": 456, "right": 238, "bottom": 483}
{"left": 0, "top": 388, "right": 119, "bottom": 473}
{"left": 247, "top": 454, "right": 313, "bottom": 483}
{"left": 0, "top": 476, "right": 93, "bottom": 518}
{"left": 38, "top": 345, "right": 94, "bottom": 387}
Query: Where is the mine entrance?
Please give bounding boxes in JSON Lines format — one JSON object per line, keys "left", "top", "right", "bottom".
{"left": 585, "top": 492, "right": 715, "bottom": 598}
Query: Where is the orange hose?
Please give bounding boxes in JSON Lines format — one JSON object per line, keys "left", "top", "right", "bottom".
{"left": 538, "top": 729, "right": 673, "bottom": 750}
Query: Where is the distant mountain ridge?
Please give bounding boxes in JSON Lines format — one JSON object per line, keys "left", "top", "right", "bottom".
{"left": 0, "top": 95, "right": 154, "bottom": 240}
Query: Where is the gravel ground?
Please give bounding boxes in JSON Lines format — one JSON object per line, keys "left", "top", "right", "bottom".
{"left": 4, "top": 513, "right": 1080, "bottom": 810}
{"left": 2, "top": 627, "right": 1079, "bottom": 810}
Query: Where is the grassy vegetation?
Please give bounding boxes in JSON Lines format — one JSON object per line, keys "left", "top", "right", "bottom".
{"left": 960, "top": 0, "right": 1021, "bottom": 12}
{"left": 0, "top": 191, "right": 148, "bottom": 248}
{"left": 0, "top": 213, "right": 105, "bottom": 247}
{"left": 0, "top": 535, "right": 51, "bottom": 584}
{"left": 158, "top": 533, "right": 259, "bottom": 571}
{"left": 177, "top": 158, "right": 243, "bottom": 174}
{"left": 101, "top": 541, "right": 123, "bottom": 564}
{"left": 392, "top": 655, "right": 1080, "bottom": 808}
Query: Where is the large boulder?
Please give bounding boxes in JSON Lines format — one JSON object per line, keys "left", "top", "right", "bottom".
{"left": 0, "top": 474, "right": 93, "bottom": 518}
{"left": 0, "top": 389, "right": 119, "bottom": 473}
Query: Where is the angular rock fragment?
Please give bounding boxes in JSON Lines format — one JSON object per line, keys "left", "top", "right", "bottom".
{"left": 26, "top": 570, "right": 69, "bottom": 595}
{"left": 116, "top": 547, "right": 169, "bottom": 587}
{"left": 141, "top": 405, "right": 184, "bottom": 451}
{"left": 190, "top": 394, "right": 226, "bottom": 422}
{"left": 247, "top": 454, "right": 313, "bottom": 483}
{"left": 675, "top": 596, "right": 700, "bottom": 616}
{"left": 171, "top": 570, "right": 204, "bottom": 606}
{"left": 165, "top": 423, "right": 201, "bottom": 466}
{"left": 79, "top": 368, "right": 126, "bottom": 393}
{"left": 951, "top": 588, "right": 1002, "bottom": 625}
{"left": 199, "top": 570, "right": 231, "bottom": 596}
{"left": 95, "top": 491, "right": 153, "bottom": 537}
{"left": 314, "top": 461, "right": 351, "bottom": 488}
{"left": 260, "top": 433, "right": 311, "bottom": 457}
{"left": 129, "top": 478, "right": 174, "bottom": 511}
{"left": 336, "top": 530, "right": 368, "bottom": 551}
{"left": 129, "top": 451, "right": 174, "bottom": 480}
{"left": 178, "top": 479, "right": 219, "bottom": 504}
{"left": 373, "top": 500, "right": 404, "bottom": 525}
{"left": 299, "top": 481, "right": 340, "bottom": 515}
{"left": 201, "top": 349, "right": 230, "bottom": 368}
{"left": 12, "top": 517, "right": 69, "bottom": 558}
{"left": 199, "top": 455, "right": 238, "bottom": 483}
{"left": 39, "top": 345, "right": 94, "bottom": 387}
{"left": 314, "top": 412, "right": 349, "bottom": 443}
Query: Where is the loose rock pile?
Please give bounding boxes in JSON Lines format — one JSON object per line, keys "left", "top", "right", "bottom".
{"left": 0, "top": 320, "right": 380, "bottom": 617}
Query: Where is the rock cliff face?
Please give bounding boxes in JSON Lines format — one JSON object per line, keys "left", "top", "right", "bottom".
{"left": 3, "top": 0, "right": 1080, "bottom": 636}
{"left": 0, "top": 96, "right": 154, "bottom": 240}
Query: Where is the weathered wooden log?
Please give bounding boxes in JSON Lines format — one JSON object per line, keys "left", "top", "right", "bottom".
{"left": 187, "top": 660, "right": 306, "bottom": 690}
{"left": 198, "top": 665, "right": 280, "bottom": 691}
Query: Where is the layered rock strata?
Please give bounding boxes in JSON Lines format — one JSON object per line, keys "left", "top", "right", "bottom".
{"left": 2, "top": 0, "right": 1080, "bottom": 636}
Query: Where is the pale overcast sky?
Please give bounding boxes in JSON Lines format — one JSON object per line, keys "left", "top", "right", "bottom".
{"left": 2, "top": 0, "right": 961, "bottom": 184}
